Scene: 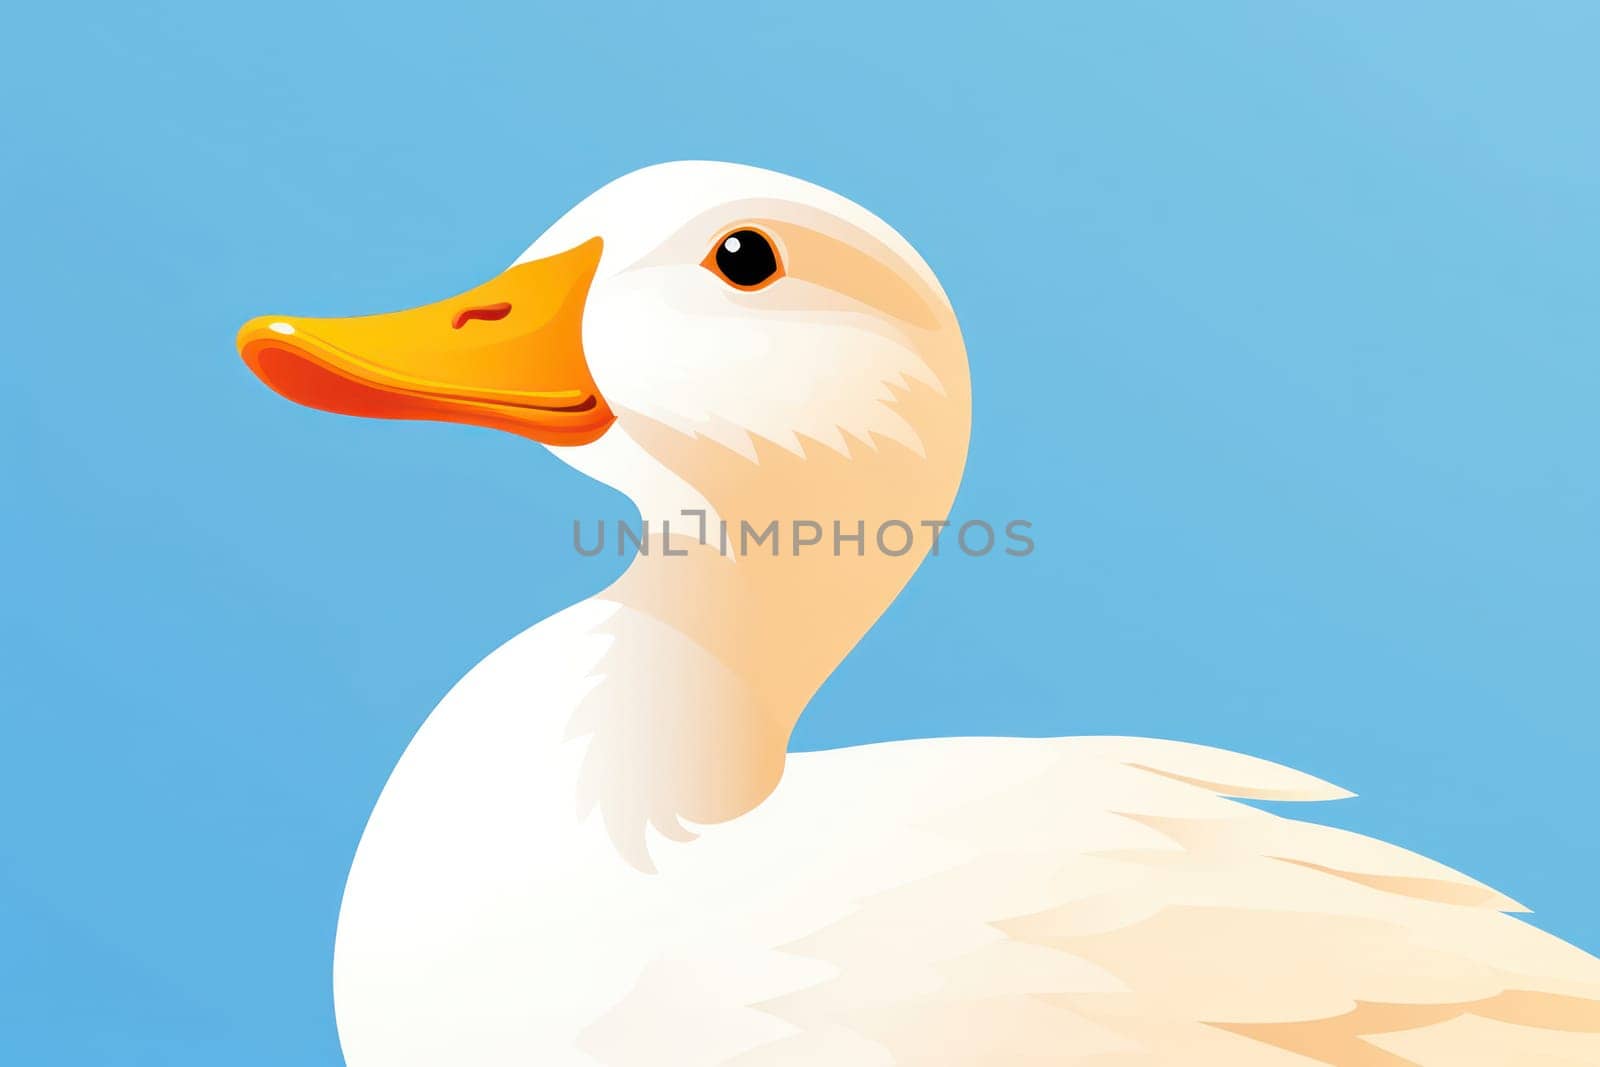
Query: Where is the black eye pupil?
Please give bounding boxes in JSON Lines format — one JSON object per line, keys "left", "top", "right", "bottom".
{"left": 714, "top": 229, "right": 778, "bottom": 288}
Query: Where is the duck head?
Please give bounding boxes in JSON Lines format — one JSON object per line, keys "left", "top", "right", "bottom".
{"left": 240, "top": 161, "right": 969, "bottom": 535}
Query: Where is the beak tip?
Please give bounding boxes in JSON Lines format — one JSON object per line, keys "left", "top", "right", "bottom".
{"left": 237, "top": 316, "right": 300, "bottom": 359}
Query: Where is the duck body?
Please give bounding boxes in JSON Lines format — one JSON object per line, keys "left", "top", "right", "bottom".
{"left": 333, "top": 598, "right": 1600, "bottom": 1066}
{"left": 238, "top": 162, "right": 1600, "bottom": 1065}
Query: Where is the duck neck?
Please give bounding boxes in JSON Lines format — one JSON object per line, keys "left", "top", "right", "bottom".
{"left": 562, "top": 527, "right": 925, "bottom": 870}
{"left": 549, "top": 403, "right": 969, "bottom": 870}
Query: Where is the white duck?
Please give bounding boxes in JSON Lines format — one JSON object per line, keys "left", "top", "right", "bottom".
{"left": 239, "top": 162, "right": 1600, "bottom": 1066}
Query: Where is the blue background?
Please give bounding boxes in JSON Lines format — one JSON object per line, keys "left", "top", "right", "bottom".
{"left": 5, "top": 2, "right": 1597, "bottom": 1062}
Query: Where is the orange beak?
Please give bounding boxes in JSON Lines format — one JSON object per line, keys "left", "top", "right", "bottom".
{"left": 237, "top": 237, "right": 615, "bottom": 446}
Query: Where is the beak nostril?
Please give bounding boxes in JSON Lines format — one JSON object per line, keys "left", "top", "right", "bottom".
{"left": 452, "top": 302, "right": 513, "bottom": 330}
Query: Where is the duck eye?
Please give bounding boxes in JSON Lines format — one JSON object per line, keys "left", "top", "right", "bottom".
{"left": 706, "top": 228, "right": 783, "bottom": 291}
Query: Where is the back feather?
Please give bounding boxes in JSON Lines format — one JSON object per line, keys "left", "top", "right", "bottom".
{"left": 715, "top": 736, "right": 1600, "bottom": 1065}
